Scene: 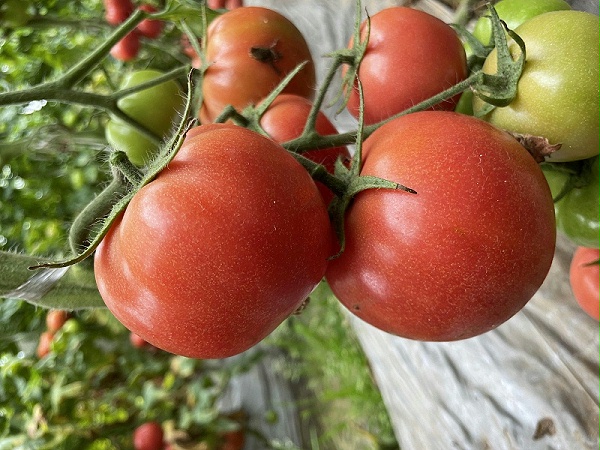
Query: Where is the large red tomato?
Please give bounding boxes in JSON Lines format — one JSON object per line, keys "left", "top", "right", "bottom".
{"left": 200, "top": 7, "right": 316, "bottom": 123}
{"left": 326, "top": 111, "right": 556, "bottom": 341}
{"left": 259, "top": 94, "right": 350, "bottom": 204}
{"left": 569, "top": 247, "right": 599, "bottom": 321}
{"left": 95, "top": 124, "right": 332, "bottom": 359}
{"left": 345, "top": 7, "right": 468, "bottom": 125}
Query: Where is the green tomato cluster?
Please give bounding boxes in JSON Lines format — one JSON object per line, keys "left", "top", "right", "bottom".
{"left": 105, "top": 70, "right": 184, "bottom": 166}
{"left": 543, "top": 158, "right": 599, "bottom": 249}
{"left": 469, "top": 3, "right": 599, "bottom": 248}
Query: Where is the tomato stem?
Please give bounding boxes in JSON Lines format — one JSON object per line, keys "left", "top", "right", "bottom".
{"left": 68, "top": 167, "right": 129, "bottom": 255}
{"left": 472, "top": 5, "right": 526, "bottom": 111}
{"left": 110, "top": 151, "right": 144, "bottom": 185}
{"left": 453, "top": 0, "right": 479, "bottom": 27}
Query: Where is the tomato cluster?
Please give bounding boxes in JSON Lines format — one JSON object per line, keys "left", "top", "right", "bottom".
{"left": 132, "top": 419, "right": 244, "bottom": 450}
{"left": 104, "top": 0, "right": 163, "bottom": 61}
{"left": 469, "top": 0, "right": 599, "bottom": 320}
{"left": 89, "top": 3, "right": 599, "bottom": 358}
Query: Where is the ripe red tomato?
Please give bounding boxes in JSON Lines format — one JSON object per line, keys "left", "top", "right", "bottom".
{"left": 129, "top": 332, "right": 149, "bottom": 348}
{"left": 219, "top": 429, "right": 245, "bottom": 450}
{"left": 46, "top": 309, "right": 69, "bottom": 333}
{"left": 569, "top": 247, "right": 599, "bottom": 321}
{"left": 345, "top": 7, "right": 467, "bottom": 125}
{"left": 133, "top": 422, "right": 164, "bottom": 450}
{"left": 136, "top": 4, "right": 162, "bottom": 39}
{"left": 110, "top": 31, "right": 140, "bottom": 62}
{"left": 207, "top": 0, "right": 243, "bottom": 9}
{"left": 259, "top": 94, "right": 350, "bottom": 205}
{"left": 95, "top": 124, "right": 332, "bottom": 359}
{"left": 104, "top": 0, "right": 134, "bottom": 25}
{"left": 326, "top": 111, "right": 556, "bottom": 341}
{"left": 36, "top": 331, "right": 54, "bottom": 358}
{"left": 200, "top": 7, "right": 316, "bottom": 123}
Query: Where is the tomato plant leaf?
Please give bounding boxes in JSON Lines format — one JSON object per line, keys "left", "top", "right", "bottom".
{"left": 0, "top": 250, "right": 104, "bottom": 309}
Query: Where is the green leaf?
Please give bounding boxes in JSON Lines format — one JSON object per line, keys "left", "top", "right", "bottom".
{"left": 0, "top": 251, "right": 104, "bottom": 309}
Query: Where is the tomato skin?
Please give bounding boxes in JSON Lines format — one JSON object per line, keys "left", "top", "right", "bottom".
{"left": 105, "top": 70, "right": 183, "bottom": 166}
{"left": 345, "top": 7, "right": 467, "bottom": 125}
{"left": 36, "top": 331, "right": 54, "bottom": 358}
{"left": 326, "top": 111, "right": 556, "bottom": 341}
{"left": 110, "top": 31, "right": 140, "bottom": 62}
{"left": 136, "top": 4, "right": 163, "bottom": 39}
{"left": 472, "top": 0, "right": 571, "bottom": 46}
{"left": 569, "top": 247, "right": 599, "bottom": 321}
{"left": 104, "top": 0, "right": 134, "bottom": 25}
{"left": 259, "top": 94, "right": 350, "bottom": 204}
{"left": 473, "top": 11, "right": 599, "bottom": 162}
{"left": 129, "top": 332, "right": 149, "bottom": 348}
{"left": 95, "top": 124, "right": 332, "bottom": 359}
{"left": 219, "top": 429, "right": 245, "bottom": 450}
{"left": 207, "top": 0, "right": 243, "bottom": 9}
{"left": 200, "top": 7, "right": 316, "bottom": 123}
{"left": 46, "top": 310, "right": 69, "bottom": 333}
{"left": 133, "top": 422, "right": 164, "bottom": 450}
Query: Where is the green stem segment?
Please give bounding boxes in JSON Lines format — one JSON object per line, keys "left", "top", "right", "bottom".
{"left": 68, "top": 168, "right": 130, "bottom": 255}
{"left": 30, "top": 71, "right": 198, "bottom": 271}
{"left": 0, "top": 9, "right": 189, "bottom": 146}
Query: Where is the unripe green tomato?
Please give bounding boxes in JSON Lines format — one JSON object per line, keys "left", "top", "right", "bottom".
{"left": 543, "top": 157, "right": 599, "bottom": 249}
{"left": 454, "top": 89, "right": 474, "bottom": 116}
{"left": 59, "top": 318, "right": 81, "bottom": 336}
{"left": 542, "top": 167, "right": 569, "bottom": 199}
{"left": 473, "top": 11, "right": 599, "bottom": 162}
{"left": 105, "top": 70, "right": 183, "bottom": 166}
{"left": 472, "top": 0, "right": 571, "bottom": 46}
